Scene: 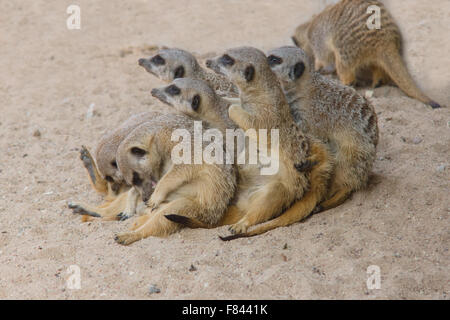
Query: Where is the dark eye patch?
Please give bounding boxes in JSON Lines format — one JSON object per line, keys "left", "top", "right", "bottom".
{"left": 290, "top": 62, "right": 305, "bottom": 80}
{"left": 151, "top": 54, "right": 165, "bottom": 66}
{"left": 110, "top": 161, "right": 118, "bottom": 168}
{"left": 191, "top": 94, "right": 201, "bottom": 111}
{"left": 131, "top": 147, "right": 147, "bottom": 157}
{"left": 105, "top": 175, "right": 114, "bottom": 183}
{"left": 267, "top": 55, "right": 283, "bottom": 66}
{"left": 132, "top": 172, "right": 143, "bottom": 186}
{"left": 174, "top": 65, "right": 185, "bottom": 79}
{"left": 219, "top": 54, "right": 235, "bottom": 66}
{"left": 165, "top": 84, "right": 181, "bottom": 96}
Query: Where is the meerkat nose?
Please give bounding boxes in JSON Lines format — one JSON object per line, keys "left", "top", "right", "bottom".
{"left": 138, "top": 58, "right": 146, "bottom": 66}
{"left": 205, "top": 59, "right": 213, "bottom": 68}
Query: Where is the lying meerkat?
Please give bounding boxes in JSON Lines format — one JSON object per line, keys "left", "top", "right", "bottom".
{"left": 267, "top": 46, "right": 379, "bottom": 211}
{"left": 138, "top": 47, "right": 239, "bottom": 98}
{"left": 113, "top": 113, "right": 237, "bottom": 245}
{"left": 69, "top": 111, "right": 164, "bottom": 221}
{"left": 201, "top": 46, "right": 333, "bottom": 237}
{"left": 292, "top": 0, "right": 441, "bottom": 109}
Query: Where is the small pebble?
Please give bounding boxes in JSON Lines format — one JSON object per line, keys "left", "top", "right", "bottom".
{"left": 189, "top": 264, "right": 197, "bottom": 272}
{"left": 33, "top": 129, "right": 41, "bottom": 137}
{"left": 148, "top": 284, "right": 161, "bottom": 294}
{"left": 436, "top": 164, "right": 446, "bottom": 172}
{"left": 412, "top": 136, "right": 423, "bottom": 144}
{"left": 365, "top": 90, "right": 374, "bottom": 98}
{"left": 86, "top": 103, "right": 95, "bottom": 119}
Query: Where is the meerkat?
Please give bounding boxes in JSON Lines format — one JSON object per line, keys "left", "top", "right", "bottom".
{"left": 69, "top": 111, "right": 165, "bottom": 221}
{"left": 196, "top": 46, "right": 334, "bottom": 237}
{"left": 267, "top": 46, "right": 378, "bottom": 212}
{"left": 138, "top": 48, "right": 239, "bottom": 98}
{"left": 113, "top": 113, "right": 237, "bottom": 245}
{"left": 292, "top": 0, "right": 441, "bottom": 109}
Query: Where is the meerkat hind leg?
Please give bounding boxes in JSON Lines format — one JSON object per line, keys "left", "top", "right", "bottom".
{"left": 69, "top": 191, "right": 128, "bottom": 221}
{"left": 80, "top": 146, "right": 108, "bottom": 195}
{"left": 229, "top": 182, "right": 287, "bottom": 235}
{"left": 115, "top": 198, "right": 197, "bottom": 245}
{"left": 316, "top": 187, "right": 352, "bottom": 213}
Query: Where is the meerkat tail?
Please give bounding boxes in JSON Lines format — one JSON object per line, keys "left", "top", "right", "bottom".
{"left": 164, "top": 205, "right": 243, "bottom": 229}
{"left": 164, "top": 215, "right": 212, "bottom": 229}
{"left": 378, "top": 46, "right": 441, "bottom": 109}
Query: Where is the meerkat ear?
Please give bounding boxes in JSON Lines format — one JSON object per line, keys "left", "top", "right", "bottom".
{"left": 290, "top": 62, "right": 305, "bottom": 80}
{"left": 244, "top": 65, "right": 255, "bottom": 82}
{"left": 174, "top": 65, "right": 185, "bottom": 79}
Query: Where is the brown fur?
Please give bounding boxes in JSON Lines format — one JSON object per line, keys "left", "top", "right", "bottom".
{"left": 204, "top": 47, "right": 333, "bottom": 236}
{"left": 114, "top": 113, "right": 237, "bottom": 245}
{"left": 70, "top": 111, "right": 166, "bottom": 221}
{"left": 292, "top": 0, "right": 441, "bottom": 108}
{"left": 268, "top": 46, "right": 379, "bottom": 211}
{"left": 139, "top": 48, "right": 238, "bottom": 97}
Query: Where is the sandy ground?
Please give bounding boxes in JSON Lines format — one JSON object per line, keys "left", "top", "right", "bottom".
{"left": 0, "top": 0, "right": 449, "bottom": 300}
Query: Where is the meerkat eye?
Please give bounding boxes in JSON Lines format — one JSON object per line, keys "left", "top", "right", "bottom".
{"left": 130, "top": 147, "right": 147, "bottom": 157}
{"left": 290, "top": 62, "right": 305, "bottom": 80}
{"left": 105, "top": 175, "right": 114, "bottom": 183}
{"left": 244, "top": 65, "right": 255, "bottom": 82}
{"left": 219, "top": 54, "right": 235, "bottom": 66}
{"left": 151, "top": 54, "right": 165, "bottom": 66}
{"left": 191, "top": 94, "right": 201, "bottom": 111}
{"left": 110, "top": 161, "right": 118, "bottom": 168}
{"left": 267, "top": 55, "right": 283, "bottom": 66}
{"left": 132, "top": 172, "right": 143, "bottom": 186}
{"left": 173, "top": 66, "right": 185, "bottom": 79}
{"left": 165, "top": 84, "right": 181, "bottom": 96}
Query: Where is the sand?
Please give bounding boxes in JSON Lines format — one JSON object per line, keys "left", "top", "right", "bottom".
{"left": 0, "top": 0, "right": 448, "bottom": 299}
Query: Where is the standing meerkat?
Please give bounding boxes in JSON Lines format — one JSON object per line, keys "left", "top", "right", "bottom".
{"left": 292, "top": 0, "right": 441, "bottom": 109}
{"left": 69, "top": 111, "right": 165, "bottom": 221}
{"left": 267, "top": 46, "right": 379, "bottom": 211}
{"left": 138, "top": 48, "right": 239, "bottom": 97}
{"left": 203, "top": 47, "right": 333, "bottom": 237}
{"left": 113, "top": 113, "right": 237, "bottom": 245}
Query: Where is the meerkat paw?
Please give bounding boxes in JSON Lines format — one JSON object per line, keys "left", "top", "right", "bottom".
{"left": 228, "top": 218, "right": 250, "bottom": 235}
{"left": 68, "top": 202, "right": 101, "bottom": 218}
{"left": 117, "top": 211, "right": 133, "bottom": 221}
{"left": 114, "top": 232, "right": 141, "bottom": 245}
{"left": 80, "top": 146, "right": 94, "bottom": 170}
{"left": 147, "top": 192, "right": 165, "bottom": 210}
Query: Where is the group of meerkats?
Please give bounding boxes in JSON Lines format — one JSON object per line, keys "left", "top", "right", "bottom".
{"left": 68, "top": 0, "right": 441, "bottom": 245}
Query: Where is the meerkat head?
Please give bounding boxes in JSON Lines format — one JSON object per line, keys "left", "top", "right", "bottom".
{"left": 116, "top": 124, "right": 162, "bottom": 203}
{"left": 151, "top": 78, "right": 218, "bottom": 118}
{"left": 95, "top": 137, "right": 125, "bottom": 194}
{"left": 138, "top": 48, "right": 201, "bottom": 83}
{"left": 267, "top": 46, "right": 314, "bottom": 90}
{"left": 291, "top": 22, "right": 315, "bottom": 60}
{"left": 205, "top": 46, "right": 278, "bottom": 94}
